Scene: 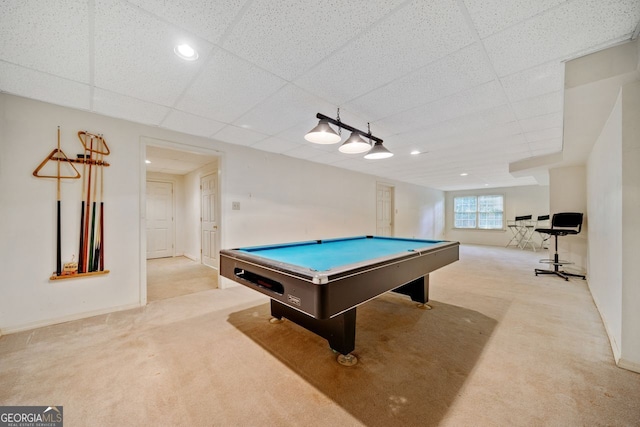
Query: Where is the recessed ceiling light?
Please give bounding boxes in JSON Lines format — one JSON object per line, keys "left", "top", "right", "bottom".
{"left": 410, "top": 150, "right": 420, "bottom": 155}
{"left": 460, "top": 173, "right": 468, "bottom": 176}
{"left": 174, "top": 43, "right": 198, "bottom": 61}
{"left": 145, "top": 160, "right": 151, "bottom": 164}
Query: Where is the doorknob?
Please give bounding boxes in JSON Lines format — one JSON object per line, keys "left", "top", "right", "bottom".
{"left": 213, "top": 226, "right": 218, "bottom": 230}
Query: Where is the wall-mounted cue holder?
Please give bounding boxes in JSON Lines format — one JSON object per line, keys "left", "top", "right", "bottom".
{"left": 33, "top": 127, "right": 111, "bottom": 281}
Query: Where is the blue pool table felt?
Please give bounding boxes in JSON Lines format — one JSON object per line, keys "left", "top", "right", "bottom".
{"left": 238, "top": 236, "right": 441, "bottom": 272}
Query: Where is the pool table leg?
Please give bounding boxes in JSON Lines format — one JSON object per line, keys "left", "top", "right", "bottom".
{"left": 392, "top": 275, "right": 430, "bottom": 307}
{"left": 270, "top": 300, "right": 356, "bottom": 356}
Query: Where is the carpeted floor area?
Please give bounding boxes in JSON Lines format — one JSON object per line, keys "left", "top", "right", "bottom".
{"left": 1, "top": 245, "right": 638, "bottom": 426}
{"left": 147, "top": 256, "right": 218, "bottom": 302}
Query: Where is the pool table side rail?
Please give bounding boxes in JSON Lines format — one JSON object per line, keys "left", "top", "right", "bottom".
{"left": 221, "top": 239, "right": 458, "bottom": 284}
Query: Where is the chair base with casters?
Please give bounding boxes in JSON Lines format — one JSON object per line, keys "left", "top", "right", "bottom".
{"left": 534, "top": 212, "right": 586, "bottom": 281}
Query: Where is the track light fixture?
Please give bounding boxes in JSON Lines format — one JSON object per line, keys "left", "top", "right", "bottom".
{"left": 305, "top": 109, "right": 393, "bottom": 159}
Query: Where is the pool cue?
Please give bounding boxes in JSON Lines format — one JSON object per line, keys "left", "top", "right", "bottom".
{"left": 77, "top": 141, "right": 87, "bottom": 274}
{"left": 83, "top": 135, "right": 94, "bottom": 273}
{"left": 55, "top": 126, "right": 62, "bottom": 276}
{"left": 99, "top": 145, "right": 105, "bottom": 271}
{"left": 88, "top": 143, "right": 98, "bottom": 272}
{"left": 92, "top": 150, "right": 103, "bottom": 272}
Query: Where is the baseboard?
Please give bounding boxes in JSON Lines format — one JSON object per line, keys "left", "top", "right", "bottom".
{"left": 183, "top": 253, "right": 198, "bottom": 262}
{"left": 0, "top": 302, "right": 143, "bottom": 335}
{"left": 588, "top": 284, "right": 622, "bottom": 362}
{"left": 617, "top": 358, "right": 640, "bottom": 373}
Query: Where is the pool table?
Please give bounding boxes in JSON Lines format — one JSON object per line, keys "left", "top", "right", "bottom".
{"left": 220, "top": 236, "right": 459, "bottom": 365}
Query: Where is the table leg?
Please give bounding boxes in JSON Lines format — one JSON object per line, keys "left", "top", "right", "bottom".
{"left": 270, "top": 299, "right": 356, "bottom": 356}
{"left": 392, "top": 275, "right": 429, "bottom": 303}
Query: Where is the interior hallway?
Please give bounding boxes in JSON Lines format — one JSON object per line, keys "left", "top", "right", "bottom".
{"left": 1, "top": 245, "right": 638, "bottom": 426}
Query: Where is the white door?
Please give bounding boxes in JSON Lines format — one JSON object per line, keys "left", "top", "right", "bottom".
{"left": 146, "top": 181, "right": 174, "bottom": 259}
{"left": 376, "top": 183, "right": 394, "bottom": 236}
{"left": 201, "top": 173, "right": 218, "bottom": 269}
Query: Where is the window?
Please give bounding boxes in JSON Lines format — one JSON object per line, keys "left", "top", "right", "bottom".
{"left": 454, "top": 195, "right": 504, "bottom": 229}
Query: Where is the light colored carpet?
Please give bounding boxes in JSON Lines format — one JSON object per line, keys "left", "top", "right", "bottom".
{"left": 147, "top": 256, "right": 217, "bottom": 302}
{"left": 1, "top": 245, "right": 638, "bottom": 426}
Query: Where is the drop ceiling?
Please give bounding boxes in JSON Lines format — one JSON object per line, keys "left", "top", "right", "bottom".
{"left": 1, "top": 0, "right": 639, "bottom": 190}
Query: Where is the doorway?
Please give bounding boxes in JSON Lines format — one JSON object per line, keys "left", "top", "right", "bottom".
{"left": 142, "top": 139, "right": 220, "bottom": 303}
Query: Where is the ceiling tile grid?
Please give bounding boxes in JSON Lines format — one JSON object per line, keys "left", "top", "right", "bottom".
{"left": 0, "top": 61, "right": 91, "bottom": 111}
{"left": 0, "top": 0, "right": 90, "bottom": 83}
{"left": 482, "top": 0, "right": 640, "bottom": 77}
{"left": 295, "top": 0, "right": 476, "bottom": 106}
{"left": 377, "top": 80, "right": 508, "bottom": 134}
{"left": 93, "top": 88, "right": 170, "bottom": 126}
{"left": 463, "top": 0, "right": 568, "bottom": 38}
{"left": 212, "top": 125, "right": 270, "bottom": 147}
{"left": 344, "top": 42, "right": 496, "bottom": 122}
{"left": 94, "top": 0, "right": 213, "bottom": 106}
{"left": 127, "top": 0, "right": 248, "bottom": 45}
{"left": 0, "top": 0, "right": 638, "bottom": 191}
{"left": 176, "top": 48, "right": 288, "bottom": 123}
{"left": 161, "top": 109, "right": 226, "bottom": 137}
{"left": 231, "top": 84, "right": 334, "bottom": 136}
{"left": 222, "top": 0, "right": 405, "bottom": 81}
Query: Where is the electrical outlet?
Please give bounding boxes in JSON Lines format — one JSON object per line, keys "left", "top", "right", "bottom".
{"left": 232, "top": 201, "right": 240, "bottom": 210}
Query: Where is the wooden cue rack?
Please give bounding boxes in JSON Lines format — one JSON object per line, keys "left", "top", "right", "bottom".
{"left": 33, "top": 127, "right": 111, "bottom": 281}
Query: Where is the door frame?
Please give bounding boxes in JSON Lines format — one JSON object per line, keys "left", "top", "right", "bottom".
{"left": 139, "top": 137, "right": 222, "bottom": 305}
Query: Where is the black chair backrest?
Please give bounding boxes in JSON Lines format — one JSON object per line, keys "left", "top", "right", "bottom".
{"left": 537, "top": 215, "right": 550, "bottom": 221}
{"left": 515, "top": 215, "right": 532, "bottom": 221}
{"left": 551, "top": 212, "right": 583, "bottom": 232}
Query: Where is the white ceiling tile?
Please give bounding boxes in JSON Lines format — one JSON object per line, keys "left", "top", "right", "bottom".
{"left": 128, "top": 0, "right": 247, "bottom": 44}
{"left": 500, "top": 61, "right": 565, "bottom": 103}
{"left": 396, "top": 105, "right": 517, "bottom": 143}
{"left": 223, "top": 0, "right": 405, "bottom": 81}
{"left": 483, "top": 0, "right": 640, "bottom": 76}
{"left": 161, "top": 110, "right": 226, "bottom": 137}
{"left": 463, "top": 0, "right": 567, "bottom": 38}
{"left": 511, "top": 91, "right": 563, "bottom": 120}
{"left": 0, "top": 0, "right": 90, "bottom": 82}
{"left": 251, "top": 137, "right": 302, "bottom": 154}
{"left": 94, "top": 0, "right": 212, "bottom": 106}
{"left": 518, "top": 112, "right": 563, "bottom": 133}
{"left": 284, "top": 145, "right": 330, "bottom": 161}
{"left": 529, "top": 137, "right": 563, "bottom": 152}
{"left": 212, "top": 125, "right": 269, "bottom": 147}
{"left": 345, "top": 43, "right": 495, "bottom": 121}
{"left": 524, "top": 127, "right": 563, "bottom": 143}
{"left": 176, "top": 49, "right": 287, "bottom": 123}
{"left": 93, "top": 88, "right": 169, "bottom": 126}
{"left": 0, "top": 61, "right": 90, "bottom": 110}
{"left": 295, "top": 0, "right": 475, "bottom": 105}
{"left": 232, "top": 84, "right": 334, "bottom": 135}
{"left": 377, "top": 80, "right": 508, "bottom": 133}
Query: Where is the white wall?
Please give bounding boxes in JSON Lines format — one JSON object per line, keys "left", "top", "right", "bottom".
{"left": 182, "top": 163, "right": 218, "bottom": 262}
{"left": 587, "top": 91, "right": 623, "bottom": 360}
{"left": 0, "top": 93, "right": 445, "bottom": 333}
{"left": 620, "top": 80, "right": 640, "bottom": 371}
{"left": 548, "top": 166, "right": 588, "bottom": 272}
{"left": 445, "top": 185, "right": 549, "bottom": 246}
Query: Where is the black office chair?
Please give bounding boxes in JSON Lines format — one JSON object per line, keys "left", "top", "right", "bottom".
{"left": 534, "top": 212, "right": 586, "bottom": 281}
